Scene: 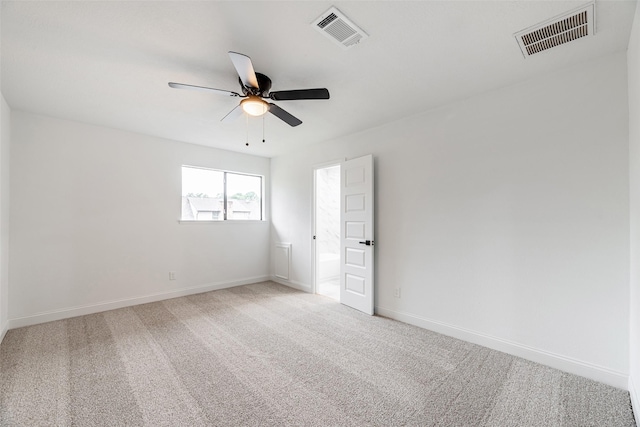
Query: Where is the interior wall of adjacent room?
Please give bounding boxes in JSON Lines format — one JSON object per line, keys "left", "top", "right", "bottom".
{"left": 9, "top": 111, "right": 270, "bottom": 324}
{"left": 0, "top": 93, "right": 10, "bottom": 341}
{"left": 271, "top": 52, "right": 629, "bottom": 387}
{"left": 627, "top": 0, "right": 640, "bottom": 417}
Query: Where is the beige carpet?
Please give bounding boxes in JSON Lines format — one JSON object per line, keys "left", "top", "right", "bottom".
{"left": 0, "top": 281, "right": 636, "bottom": 426}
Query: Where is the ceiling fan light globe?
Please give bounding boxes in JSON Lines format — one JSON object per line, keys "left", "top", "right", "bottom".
{"left": 241, "top": 97, "right": 268, "bottom": 116}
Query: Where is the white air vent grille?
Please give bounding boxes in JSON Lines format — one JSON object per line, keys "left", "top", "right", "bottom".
{"left": 515, "top": 3, "right": 595, "bottom": 58}
{"left": 312, "top": 7, "right": 368, "bottom": 49}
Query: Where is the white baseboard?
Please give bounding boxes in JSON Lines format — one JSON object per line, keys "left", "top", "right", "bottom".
{"left": 630, "top": 375, "right": 640, "bottom": 423}
{"left": 7, "top": 275, "right": 270, "bottom": 330}
{"left": 0, "top": 319, "right": 7, "bottom": 345}
{"left": 270, "top": 276, "right": 311, "bottom": 292}
{"left": 376, "top": 305, "right": 629, "bottom": 390}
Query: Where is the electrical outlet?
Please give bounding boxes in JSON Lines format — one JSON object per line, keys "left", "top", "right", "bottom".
{"left": 169, "top": 271, "right": 176, "bottom": 281}
{"left": 394, "top": 287, "right": 401, "bottom": 298}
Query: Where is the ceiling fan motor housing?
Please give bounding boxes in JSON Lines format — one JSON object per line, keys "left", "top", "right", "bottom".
{"left": 240, "top": 72, "right": 272, "bottom": 97}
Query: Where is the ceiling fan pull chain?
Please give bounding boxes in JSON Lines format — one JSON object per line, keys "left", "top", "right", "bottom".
{"left": 262, "top": 114, "right": 266, "bottom": 143}
{"left": 246, "top": 113, "right": 249, "bottom": 146}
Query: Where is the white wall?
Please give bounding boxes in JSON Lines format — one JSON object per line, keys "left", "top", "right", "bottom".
{"left": 0, "top": 94, "right": 10, "bottom": 341}
{"left": 0, "top": 3, "right": 8, "bottom": 343}
{"left": 271, "top": 52, "right": 630, "bottom": 388}
{"left": 9, "top": 111, "right": 270, "bottom": 326}
{"left": 628, "top": 0, "right": 640, "bottom": 418}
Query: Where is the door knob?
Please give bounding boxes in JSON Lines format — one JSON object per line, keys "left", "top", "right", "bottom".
{"left": 358, "top": 240, "right": 374, "bottom": 246}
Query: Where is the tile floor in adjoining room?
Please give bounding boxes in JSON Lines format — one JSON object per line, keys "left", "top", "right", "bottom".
{"left": 317, "top": 278, "right": 339, "bottom": 300}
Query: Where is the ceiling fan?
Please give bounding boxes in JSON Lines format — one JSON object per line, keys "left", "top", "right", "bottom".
{"left": 168, "top": 51, "right": 330, "bottom": 127}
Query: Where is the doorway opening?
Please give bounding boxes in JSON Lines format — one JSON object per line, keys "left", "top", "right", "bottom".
{"left": 314, "top": 164, "right": 341, "bottom": 300}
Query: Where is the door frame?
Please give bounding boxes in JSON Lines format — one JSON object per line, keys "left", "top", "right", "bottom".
{"left": 311, "top": 160, "right": 344, "bottom": 296}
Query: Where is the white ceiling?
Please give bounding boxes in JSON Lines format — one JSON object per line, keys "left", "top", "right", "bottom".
{"left": 1, "top": 1, "right": 637, "bottom": 158}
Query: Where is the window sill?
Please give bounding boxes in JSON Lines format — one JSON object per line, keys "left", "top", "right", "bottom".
{"left": 178, "top": 220, "right": 267, "bottom": 224}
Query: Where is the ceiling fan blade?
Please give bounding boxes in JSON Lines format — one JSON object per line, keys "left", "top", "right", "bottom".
{"left": 269, "top": 88, "right": 330, "bottom": 101}
{"left": 228, "top": 51, "right": 259, "bottom": 89}
{"left": 221, "top": 105, "right": 244, "bottom": 123}
{"left": 168, "top": 82, "right": 240, "bottom": 97}
{"left": 268, "top": 103, "right": 302, "bottom": 127}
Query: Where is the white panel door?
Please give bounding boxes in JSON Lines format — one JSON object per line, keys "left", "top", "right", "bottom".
{"left": 340, "top": 155, "right": 374, "bottom": 315}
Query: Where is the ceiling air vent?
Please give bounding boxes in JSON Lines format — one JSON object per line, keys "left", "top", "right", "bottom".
{"left": 312, "top": 6, "right": 368, "bottom": 49}
{"left": 514, "top": 2, "right": 595, "bottom": 58}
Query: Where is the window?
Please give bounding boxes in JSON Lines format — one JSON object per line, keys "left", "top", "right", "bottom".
{"left": 181, "top": 166, "right": 262, "bottom": 221}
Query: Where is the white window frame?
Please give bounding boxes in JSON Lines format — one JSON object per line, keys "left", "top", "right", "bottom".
{"left": 180, "top": 165, "right": 264, "bottom": 223}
